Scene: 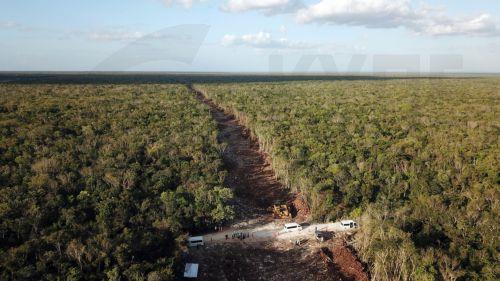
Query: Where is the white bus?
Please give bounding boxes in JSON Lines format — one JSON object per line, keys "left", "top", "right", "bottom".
{"left": 187, "top": 236, "right": 204, "bottom": 247}
{"left": 283, "top": 222, "right": 303, "bottom": 233}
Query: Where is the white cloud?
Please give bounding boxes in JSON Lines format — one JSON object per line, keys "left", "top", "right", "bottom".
{"left": 0, "top": 21, "right": 20, "bottom": 29}
{"left": 297, "top": 0, "right": 415, "bottom": 28}
{"left": 221, "top": 0, "right": 303, "bottom": 15}
{"left": 296, "top": 0, "right": 500, "bottom": 37}
{"left": 59, "top": 28, "right": 147, "bottom": 42}
{"left": 0, "top": 21, "right": 35, "bottom": 32}
{"left": 416, "top": 14, "right": 500, "bottom": 37}
{"left": 88, "top": 30, "right": 145, "bottom": 41}
{"left": 222, "top": 31, "right": 313, "bottom": 49}
{"left": 163, "top": 0, "right": 206, "bottom": 8}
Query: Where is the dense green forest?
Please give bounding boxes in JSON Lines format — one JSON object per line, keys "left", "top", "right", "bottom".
{"left": 197, "top": 78, "right": 500, "bottom": 280}
{"left": 0, "top": 84, "right": 234, "bottom": 280}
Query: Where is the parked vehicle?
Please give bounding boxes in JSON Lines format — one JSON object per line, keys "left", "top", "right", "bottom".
{"left": 340, "top": 220, "right": 358, "bottom": 229}
{"left": 283, "top": 222, "right": 303, "bottom": 233}
{"left": 187, "top": 236, "right": 204, "bottom": 247}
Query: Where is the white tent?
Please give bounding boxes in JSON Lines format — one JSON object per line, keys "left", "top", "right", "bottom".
{"left": 184, "top": 263, "right": 199, "bottom": 278}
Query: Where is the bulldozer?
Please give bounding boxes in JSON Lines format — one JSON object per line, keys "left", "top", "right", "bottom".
{"left": 272, "top": 204, "right": 292, "bottom": 219}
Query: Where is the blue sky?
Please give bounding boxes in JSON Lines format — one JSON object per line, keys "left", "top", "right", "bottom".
{"left": 1, "top": 0, "right": 499, "bottom": 72}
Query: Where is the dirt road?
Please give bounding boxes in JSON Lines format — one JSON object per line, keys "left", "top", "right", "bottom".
{"left": 204, "top": 221, "right": 356, "bottom": 244}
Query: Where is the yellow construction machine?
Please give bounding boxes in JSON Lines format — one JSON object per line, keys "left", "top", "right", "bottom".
{"left": 272, "top": 204, "right": 292, "bottom": 219}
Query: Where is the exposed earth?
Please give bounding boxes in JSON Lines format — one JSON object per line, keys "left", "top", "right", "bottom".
{"left": 186, "top": 85, "right": 369, "bottom": 280}
{"left": 189, "top": 238, "right": 368, "bottom": 281}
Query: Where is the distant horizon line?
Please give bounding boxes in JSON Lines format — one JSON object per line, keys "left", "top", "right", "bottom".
{"left": 1, "top": 71, "right": 500, "bottom": 77}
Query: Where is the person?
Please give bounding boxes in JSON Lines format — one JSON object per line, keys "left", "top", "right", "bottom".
{"left": 225, "top": 234, "right": 228, "bottom": 240}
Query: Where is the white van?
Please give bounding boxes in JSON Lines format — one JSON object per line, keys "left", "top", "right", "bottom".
{"left": 283, "top": 222, "right": 303, "bottom": 233}
{"left": 340, "top": 220, "right": 358, "bottom": 229}
{"left": 187, "top": 236, "right": 204, "bottom": 247}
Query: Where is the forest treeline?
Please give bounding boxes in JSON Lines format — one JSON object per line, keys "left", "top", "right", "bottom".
{"left": 196, "top": 78, "right": 500, "bottom": 280}
{"left": 0, "top": 84, "right": 234, "bottom": 280}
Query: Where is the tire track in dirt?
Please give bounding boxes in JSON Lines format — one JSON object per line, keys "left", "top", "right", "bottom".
{"left": 189, "top": 84, "right": 293, "bottom": 220}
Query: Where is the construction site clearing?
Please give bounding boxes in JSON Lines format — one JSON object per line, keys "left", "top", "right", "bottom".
{"left": 201, "top": 220, "right": 358, "bottom": 244}
{"left": 181, "top": 219, "right": 368, "bottom": 280}
{"left": 185, "top": 229, "right": 369, "bottom": 281}
{"left": 188, "top": 87, "right": 370, "bottom": 280}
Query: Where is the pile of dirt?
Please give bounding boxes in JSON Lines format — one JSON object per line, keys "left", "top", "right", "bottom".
{"left": 325, "top": 241, "right": 370, "bottom": 281}
{"left": 290, "top": 194, "right": 310, "bottom": 222}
